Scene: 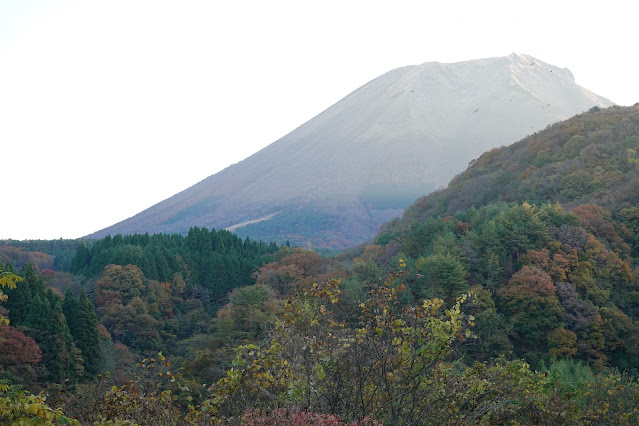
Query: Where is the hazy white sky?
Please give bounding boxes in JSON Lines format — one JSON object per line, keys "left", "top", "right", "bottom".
{"left": 1, "top": 0, "right": 637, "bottom": 240}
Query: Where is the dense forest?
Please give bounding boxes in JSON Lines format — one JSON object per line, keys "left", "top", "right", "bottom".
{"left": 2, "top": 105, "right": 639, "bottom": 424}
{"left": 0, "top": 239, "right": 79, "bottom": 271}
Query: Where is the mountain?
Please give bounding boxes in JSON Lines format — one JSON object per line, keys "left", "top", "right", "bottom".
{"left": 88, "top": 53, "right": 614, "bottom": 248}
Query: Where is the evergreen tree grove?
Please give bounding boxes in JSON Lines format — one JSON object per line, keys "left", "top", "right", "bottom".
{"left": 63, "top": 289, "right": 101, "bottom": 377}
{"left": 6, "top": 264, "right": 78, "bottom": 384}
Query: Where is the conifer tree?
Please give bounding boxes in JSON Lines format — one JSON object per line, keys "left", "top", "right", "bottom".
{"left": 24, "top": 293, "right": 51, "bottom": 332}
{"left": 69, "top": 241, "right": 91, "bottom": 274}
{"left": 4, "top": 264, "right": 43, "bottom": 324}
{"left": 62, "top": 289, "right": 79, "bottom": 332}
{"left": 28, "top": 290, "right": 78, "bottom": 384}
{"left": 7, "top": 265, "right": 78, "bottom": 384}
{"left": 64, "top": 289, "right": 101, "bottom": 377}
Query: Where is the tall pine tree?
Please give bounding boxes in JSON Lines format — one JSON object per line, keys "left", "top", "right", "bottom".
{"left": 4, "top": 263, "right": 43, "bottom": 324}
{"left": 7, "top": 264, "right": 78, "bottom": 384}
{"left": 69, "top": 241, "right": 91, "bottom": 274}
{"left": 63, "top": 289, "right": 101, "bottom": 377}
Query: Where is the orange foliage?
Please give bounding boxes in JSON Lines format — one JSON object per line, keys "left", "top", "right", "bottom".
{"left": 572, "top": 204, "right": 631, "bottom": 257}
{"left": 0, "top": 245, "right": 54, "bottom": 271}
{"left": 254, "top": 249, "right": 339, "bottom": 294}
{"left": 521, "top": 248, "right": 574, "bottom": 283}
{"left": 97, "top": 324, "right": 111, "bottom": 339}
{"left": 41, "top": 269, "right": 55, "bottom": 277}
{"left": 501, "top": 266, "right": 556, "bottom": 298}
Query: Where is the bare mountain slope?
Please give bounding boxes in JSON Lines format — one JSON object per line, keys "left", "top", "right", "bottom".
{"left": 88, "top": 53, "right": 614, "bottom": 248}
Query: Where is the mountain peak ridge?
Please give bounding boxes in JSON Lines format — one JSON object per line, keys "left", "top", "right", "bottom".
{"left": 88, "top": 55, "right": 614, "bottom": 248}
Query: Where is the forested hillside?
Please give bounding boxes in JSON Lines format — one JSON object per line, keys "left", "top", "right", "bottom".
{"left": 69, "top": 228, "right": 279, "bottom": 298}
{"left": 3, "top": 106, "right": 639, "bottom": 424}
{"left": 371, "top": 105, "right": 639, "bottom": 369}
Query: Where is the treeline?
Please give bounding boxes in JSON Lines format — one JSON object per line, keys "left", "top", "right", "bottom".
{"left": 64, "top": 227, "right": 281, "bottom": 377}
{"left": 70, "top": 227, "right": 280, "bottom": 299}
{"left": 0, "top": 239, "right": 79, "bottom": 271}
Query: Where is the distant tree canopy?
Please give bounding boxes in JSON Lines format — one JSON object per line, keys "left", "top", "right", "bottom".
{"left": 64, "top": 228, "right": 280, "bottom": 375}
{"left": 0, "top": 239, "right": 80, "bottom": 271}
{"left": 70, "top": 227, "right": 279, "bottom": 299}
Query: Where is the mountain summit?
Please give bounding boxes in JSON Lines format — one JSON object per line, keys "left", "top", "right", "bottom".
{"left": 89, "top": 54, "right": 614, "bottom": 247}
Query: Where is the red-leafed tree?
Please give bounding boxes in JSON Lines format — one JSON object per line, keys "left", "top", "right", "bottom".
{"left": 0, "top": 324, "right": 42, "bottom": 367}
{"left": 0, "top": 323, "right": 42, "bottom": 385}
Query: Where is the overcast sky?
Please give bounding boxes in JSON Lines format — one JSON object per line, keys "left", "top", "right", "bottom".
{"left": 1, "top": 0, "right": 637, "bottom": 240}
